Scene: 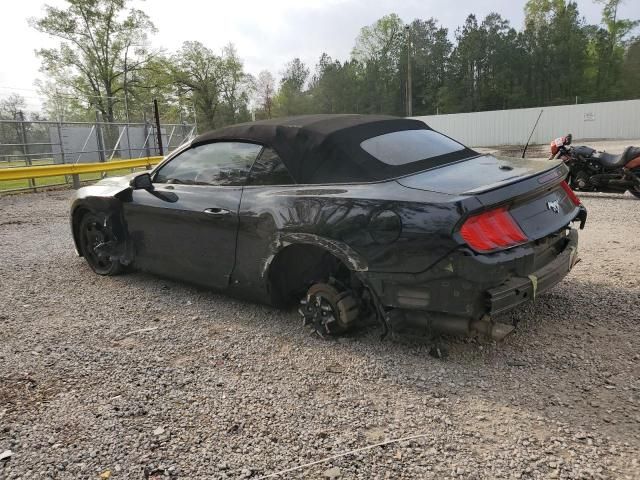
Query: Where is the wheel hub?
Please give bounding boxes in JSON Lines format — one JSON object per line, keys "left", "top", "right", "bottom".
{"left": 82, "top": 219, "right": 113, "bottom": 268}
{"left": 299, "top": 293, "right": 339, "bottom": 338}
{"left": 89, "top": 230, "right": 104, "bottom": 249}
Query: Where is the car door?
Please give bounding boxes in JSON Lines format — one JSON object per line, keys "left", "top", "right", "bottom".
{"left": 232, "top": 147, "right": 298, "bottom": 296}
{"left": 124, "top": 141, "right": 263, "bottom": 289}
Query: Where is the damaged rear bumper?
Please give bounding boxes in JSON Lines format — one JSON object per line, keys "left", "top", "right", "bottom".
{"left": 487, "top": 229, "right": 578, "bottom": 315}
{"left": 364, "top": 227, "right": 579, "bottom": 338}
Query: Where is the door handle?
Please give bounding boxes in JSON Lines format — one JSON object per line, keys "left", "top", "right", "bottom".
{"left": 203, "top": 207, "right": 231, "bottom": 217}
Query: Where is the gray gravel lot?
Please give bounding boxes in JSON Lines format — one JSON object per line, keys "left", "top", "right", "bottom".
{"left": 0, "top": 189, "right": 639, "bottom": 479}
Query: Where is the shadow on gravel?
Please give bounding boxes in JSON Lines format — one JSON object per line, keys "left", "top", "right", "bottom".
{"left": 0, "top": 375, "right": 62, "bottom": 416}
{"left": 234, "top": 272, "right": 637, "bottom": 444}
{"left": 375, "top": 277, "right": 640, "bottom": 443}
{"left": 105, "top": 268, "right": 638, "bottom": 357}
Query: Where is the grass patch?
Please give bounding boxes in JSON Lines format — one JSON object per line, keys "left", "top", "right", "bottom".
{"left": 0, "top": 167, "right": 139, "bottom": 192}
{"left": 0, "top": 158, "right": 55, "bottom": 168}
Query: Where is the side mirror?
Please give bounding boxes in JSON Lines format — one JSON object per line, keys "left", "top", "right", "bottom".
{"left": 130, "top": 173, "right": 153, "bottom": 190}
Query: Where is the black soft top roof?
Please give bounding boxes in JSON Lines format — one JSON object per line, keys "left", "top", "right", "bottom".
{"left": 191, "top": 114, "right": 475, "bottom": 184}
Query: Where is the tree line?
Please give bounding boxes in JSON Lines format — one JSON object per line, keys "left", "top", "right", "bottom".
{"left": 12, "top": 0, "right": 640, "bottom": 131}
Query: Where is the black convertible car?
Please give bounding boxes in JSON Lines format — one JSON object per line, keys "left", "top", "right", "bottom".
{"left": 70, "top": 115, "right": 586, "bottom": 339}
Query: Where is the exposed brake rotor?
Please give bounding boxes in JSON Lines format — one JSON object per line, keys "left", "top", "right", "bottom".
{"left": 299, "top": 294, "right": 338, "bottom": 338}
{"left": 298, "top": 283, "right": 359, "bottom": 338}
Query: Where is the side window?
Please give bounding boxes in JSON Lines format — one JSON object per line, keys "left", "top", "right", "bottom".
{"left": 154, "top": 142, "right": 262, "bottom": 186}
{"left": 246, "top": 148, "right": 295, "bottom": 186}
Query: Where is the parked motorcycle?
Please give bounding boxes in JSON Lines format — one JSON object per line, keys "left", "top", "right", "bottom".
{"left": 549, "top": 134, "right": 640, "bottom": 198}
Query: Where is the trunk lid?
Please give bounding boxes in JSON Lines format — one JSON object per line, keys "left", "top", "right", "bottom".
{"left": 396, "top": 155, "right": 580, "bottom": 244}
{"left": 505, "top": 183, "right": 579, "bottom": 240}
{"left": 396, "top": 155, "right": 562, "bottom": 195}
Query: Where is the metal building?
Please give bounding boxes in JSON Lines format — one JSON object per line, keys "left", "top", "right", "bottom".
{"left": 414, "top": 99, "right": 640, "bottom": 147}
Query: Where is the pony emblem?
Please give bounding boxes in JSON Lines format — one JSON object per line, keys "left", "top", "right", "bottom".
{"left": 546, "top": 200, "right": 560, "bottom": 214}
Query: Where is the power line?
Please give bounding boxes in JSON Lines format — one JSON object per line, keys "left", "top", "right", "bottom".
{"left": 0, "top": 86, "right": 41, "bottom": 93}
{"left": 0, "top": 93, "right": 44, "bottom": 100}
{"left": 0, "top": 85, "right": 124, "bottom": 100}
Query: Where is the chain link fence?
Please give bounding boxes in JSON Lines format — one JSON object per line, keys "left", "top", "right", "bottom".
{"left": 0, "top": 117, "right": 197, "bottom": 192}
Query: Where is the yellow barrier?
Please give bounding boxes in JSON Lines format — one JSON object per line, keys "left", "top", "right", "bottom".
{"left": 0, "top": 156, "right": 163, "bottom": 182}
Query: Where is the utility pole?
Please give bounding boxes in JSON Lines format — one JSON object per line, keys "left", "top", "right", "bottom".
{"left": 123, "top": 43, "right": 133, "bottom": 160}
{"left": 95, "top": 110, "right": 106, "bottom": 163}
{"left": 405, "top": 25, "right": 413, "bottom": 117}
{"left": 191, "top": 99, "right": 198, "bottom": 134}
{"left": 153, "top": 99, "right": 164, "bottom": 156}
{"left": 143, "top": 112, "right": 151, "bottom": 159}
{"left": 17, "top": 110, "right": 35, "bottom": 191}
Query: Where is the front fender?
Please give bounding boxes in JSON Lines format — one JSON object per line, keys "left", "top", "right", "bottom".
{"left": 70, "top": 192, "right": 130, "bottom": 261}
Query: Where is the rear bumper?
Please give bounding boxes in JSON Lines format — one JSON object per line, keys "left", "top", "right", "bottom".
{"left": 486, "top": 228, "right": 578, "bottom": 315}
{"left": 363, "top": 226, "right": 580, "bottom": 333}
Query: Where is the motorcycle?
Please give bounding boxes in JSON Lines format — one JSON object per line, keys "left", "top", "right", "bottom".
{"left": 549, "top": 136, "right": 640, "bottom": 198}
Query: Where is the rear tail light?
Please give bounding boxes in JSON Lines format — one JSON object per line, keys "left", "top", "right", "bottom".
{"left": 560, "top": 180, "right": 581, "bottom": 206}
{"left": 460, "top": 206, "right": 527, "bottom": 253}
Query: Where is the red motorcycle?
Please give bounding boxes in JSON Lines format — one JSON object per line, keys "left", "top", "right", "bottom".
{"left": 549, "top": 134, "right": 640, "bottom": 198}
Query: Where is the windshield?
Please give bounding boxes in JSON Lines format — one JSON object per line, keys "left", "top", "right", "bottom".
{"left": 360, "top": 129, "right": 465, "bottom": 166}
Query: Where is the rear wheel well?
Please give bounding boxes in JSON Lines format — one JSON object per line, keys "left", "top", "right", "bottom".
{"left": 267, "top": 244, "right": 356, "bottom": 307}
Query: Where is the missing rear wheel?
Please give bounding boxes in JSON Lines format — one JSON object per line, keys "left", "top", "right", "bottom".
{"left": 298, "top": 283, "right": 360, "bottom": 338}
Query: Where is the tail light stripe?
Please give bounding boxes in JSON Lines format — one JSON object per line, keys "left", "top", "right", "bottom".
{"left": 462, "top": 218, "right": 498, "bottom": 251}
{"left": 460, "top": 206, "right": 527, "bottom": 253}
{"left": 481, "top": 209, "right": 511, "bottom": 246}
{"left": 491, "top": 208, "right": 526, "bottom": 243}
{"left": 561, "top": 181, "right": 581, "bottom": 206}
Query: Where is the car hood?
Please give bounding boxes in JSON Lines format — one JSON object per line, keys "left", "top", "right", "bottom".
{"left": 75, "top": 172, "right": 143, "bottom": 199}
{"left": 95, "top": 172, "right": 140, "bottom": 187}
{"left": 396, "top": 155, "right": 563, "bottom": 195}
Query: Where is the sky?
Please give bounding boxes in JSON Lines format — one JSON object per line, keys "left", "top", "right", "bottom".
{"left": 1, "top": 0, "right": 639, "bottom": 111}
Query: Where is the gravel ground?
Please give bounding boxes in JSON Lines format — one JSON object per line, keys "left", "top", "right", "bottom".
{"left": 0, "top": 189, "right": 639, "bottom": 480}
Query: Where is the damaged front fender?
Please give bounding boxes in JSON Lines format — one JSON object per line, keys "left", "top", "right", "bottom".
{"left": 70, "top": 186, "right": 134, "bottom": 264}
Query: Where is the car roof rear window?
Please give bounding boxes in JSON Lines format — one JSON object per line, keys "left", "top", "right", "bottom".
{"left": 360, "top": 129, "right": 465, "bottom": 166}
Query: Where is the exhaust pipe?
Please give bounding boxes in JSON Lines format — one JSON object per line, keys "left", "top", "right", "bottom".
{"left": 470, "top": 316, "right": 515, "bottom": 341}
{"left": 390, "top": 311, "right": 514, "bottom": 341}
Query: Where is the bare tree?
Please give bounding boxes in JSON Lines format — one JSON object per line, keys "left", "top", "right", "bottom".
{"left": 255, "top": 70, "right": 276, "bottom": 118}
{"left": 0, "top": 93, "right": 27, "bottom": 120}
{"left": 0, "top": 94, "right": 29, "bottom": 150}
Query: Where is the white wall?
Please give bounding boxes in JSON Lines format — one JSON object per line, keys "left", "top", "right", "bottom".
{"left": 414, "top": 99, "right": 640, "bottom": 147}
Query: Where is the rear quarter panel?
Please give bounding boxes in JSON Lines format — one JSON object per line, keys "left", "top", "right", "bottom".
{"left": 232, "top": 181, "right": 472, "bottom": 296}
